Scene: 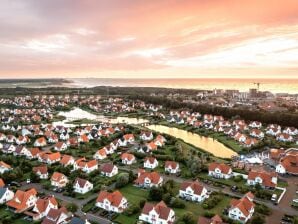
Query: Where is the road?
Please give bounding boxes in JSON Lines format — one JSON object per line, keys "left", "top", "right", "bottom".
{"left": 119, "top": 167, "right": 298, "bottom": 217}
{"left": 266, "top": 176, "right": 298, "bottom": 223}
{"left": 21, "top": 168, "right": 298, "bottom": 224}
{"left": 21, "top": 183, "right": 111, "bottom": 224}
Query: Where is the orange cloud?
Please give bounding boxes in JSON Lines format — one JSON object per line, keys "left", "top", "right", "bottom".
{"left": 0, "top": 0, "right": 298, "bottom": 78}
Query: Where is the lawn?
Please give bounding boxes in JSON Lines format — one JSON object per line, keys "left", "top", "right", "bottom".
{"left": 114, "top": 184, "right": 231, "bottom": 224}
{"left": 210, "top": 133, "right": 243, "bottom": 153}
{"left": 174, "top": 195, "right": 231, "bottom": 218}
{"left": 0, "top": 207, "right": 34, "bottom": 224}
{"left": 119, "top": 184, "right": 149, "bottom": 205}
{"left": 114, "top": 184, "right": 149, "bottom": 224}
{"left": 198, "top": 172, "right": 246, "bottom": 188}
{"left": 82, "top": 198, "right": 97, "bottom": 213}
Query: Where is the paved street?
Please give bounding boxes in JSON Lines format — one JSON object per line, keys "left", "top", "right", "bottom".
{"left": 21, "top": 183, "right": 111, "bottom": 224}
{"left": 266, "top": 176, "right": 298, "bottom": 223}
{"left": 19, "top": 168, "right": 298, "bottom": 224}
{"left": 120, "top": 167, "right": 298, "bottom": 217}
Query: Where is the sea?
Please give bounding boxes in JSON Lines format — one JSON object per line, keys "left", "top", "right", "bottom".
{"left": 69, "top": 78, "right": 298, "bottom": 94}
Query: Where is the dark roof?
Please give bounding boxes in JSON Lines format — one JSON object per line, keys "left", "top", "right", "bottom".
{"left": 0, "top": 187, "right": 8, "bottom": 198}
{"left": 69, "top": 217, "right": 86, "bottom": 224}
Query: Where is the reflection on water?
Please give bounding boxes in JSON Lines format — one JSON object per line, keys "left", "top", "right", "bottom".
{"left": 55, "top": 108, "right": 237, "bottom": 158}
{"left": 147, "top": 125, "right": 238, "bottom": 159}
{"left": 55, "top": 107, "right": 149, "bottom": 125}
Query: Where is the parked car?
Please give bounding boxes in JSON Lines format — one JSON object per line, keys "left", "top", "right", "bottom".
{"left": 271, "top": 194, "right": 277, "bottom": 202}
{"left": 8, "top": 181, "right": 21, "bottom": 187}
{"left": 231, "top": 185, "right": 238, "bottom": 192}
{"left": 53, "top": 187, "right": 64, "bottom": 193}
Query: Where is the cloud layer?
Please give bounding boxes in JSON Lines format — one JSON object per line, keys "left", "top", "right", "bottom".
{"left": 1, "top": 0, "right": 298, "bottom": 78}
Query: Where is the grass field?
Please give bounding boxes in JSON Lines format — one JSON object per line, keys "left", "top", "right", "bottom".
{"left": 114, "top": 184, "right": 231, "bottom": 224}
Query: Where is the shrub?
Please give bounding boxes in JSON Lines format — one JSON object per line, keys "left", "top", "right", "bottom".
{"left": 255, "top": 204, "right": 271, "bottom": 215}
{"left": 170, "top": 198, "right": 186, "bottom": 208}
{"left": 233, "top": 175, "right": 243, "bottom": 182}
{"left": 66, "top": 203, "right": 78, "bottom": 213}
{"left": 179, "top": 212, "right": 196, "bottom": 224}
{"left": 124, "top": 204, "right": 140, "bottom": 216}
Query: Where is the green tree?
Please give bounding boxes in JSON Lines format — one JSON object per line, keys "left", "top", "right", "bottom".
{"left": 66, "top": 203, "right": 78, "bottom": 213}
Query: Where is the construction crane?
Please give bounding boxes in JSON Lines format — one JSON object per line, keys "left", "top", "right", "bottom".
{"left": 253, "top": 82, "right": 261, "bottom": 90}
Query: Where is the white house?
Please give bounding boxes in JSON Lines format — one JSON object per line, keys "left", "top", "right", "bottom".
{"left": 139, "top": 201, "right": 175, "bottom": 224}
{"left": 93, "top": 149, "right": 107, "bottom": 160}
{"left": 121, "top": 153, "right": 136, "bottom": 165}
{"left": 96, "top": 191, "right": 128, "bottom": 213}
{"left": 54, "top": 142, "right": 68, "bottom": 151}
{"left": 249, "top": 129, "right": 264, "bottom": 139}
{"left": 42, "top": 207, "right": 70, "bottom": 224}
{"left": 247, "top": 170, "right": 277, "bottom": 189}
{"left": 33, "top": 166, "right": 48, "bottom": 179}
{"left": 266, "top": 128, "right": 281, "bottom": 136}
{"left": 144, "top": 157, "right": 158, "bottom": 169}
{"left": 60, "top": 155, "right": 75, "bottom": 167}
{"left": 0, "top": 161, "right": 12, "bottom": 174}
{"left": 135, "top": 170, "right": 163, "bottom": 188}
{"left": 208, "top": 162, "right": 232, "bottom": 179}
{"left": 165, "top": 161, "right": 180, "bottom": 174}
{"left": 179, "top": 181, "right": 208, "bottom": 202}
{"left": 73, "top": 178, "right": 93, "bottom": 194}
{"left": 275, "top": 149, "right": 298, "bottom": 175}
{"left": 50, "top": 172, "right": 69, "bottom": 188}
{"left": 31, "top": 196, "right": 58, "bottom": 220}
{"left": 283, "top": 127, "right": 298, "bottom": 136}
{"left": 276, "top": 133, "right": 293, "bottom": 142}
{"left": 0, "top": 187, "right": 14, "bottom": 204}
{"left": 2, "top": 144, "right": 16, "bottom": 154}
{"left": 249, "top": 121, "right": 262, "bottom": 129}
{"left": 123, "top": 134, "right": 135, "bottom": 144}
{"left": 34, "top": 137, "right": 47, "bottom": 147}
{"left": 73, "top": 158, "right": 98, "bottom": 173}
{"left": 59, "top": 132, "right": 70, "bottom": 140}
{"left": 100, "top": 163, "right": 118, "bottom": 177}
{"left": 140, "top": 131, "right": 153, "bottom": 141}
{"left": 13, "top": 145, "right": 29, "bottom": 156}
{"left": 228, "top": 192, "right": 255, "bottom": 223}
{"left": 6, "top": 188, "right": 37, "bottom": 213}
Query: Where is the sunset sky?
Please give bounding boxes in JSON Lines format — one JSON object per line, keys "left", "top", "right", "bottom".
{"left": 1, "top": 0, "right": 298, "bottom": 79}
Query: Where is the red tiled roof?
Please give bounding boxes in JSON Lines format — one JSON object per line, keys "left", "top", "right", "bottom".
{"left": 0, "top": 178, "right": 5, "bottom": 187}
{"left": 180, "top": 181, "right": 205, "bottom": 195}
{"left": 100, "top": 163, "right": 115, "bottom": 173}
{"left": 230, "top": 194, "right": 254, "bottom": 217}
{"left": 208, "top": 162, "right": 231, "bottom": 174}
{"left": 60, "top": 155, "right": 74, "bottom": 166}
{"left": 121, "top": 153, "right": 135, "bottom": 161}
{"left": 6, "top": 188, "right": 37, "bottom": 212}
{"left": 135, "top": 171, "right": 161, "bottom": 185}
{"left": 141, "top": 201, "right": 172, "bottom": 221}
{"left": 33, "top": 165, "right": 48, "bottom": 175}
{"left": 96, "top": 191, "right": 124, "bottom": 207}
{"left": 248, "top": 170, "right": 277, "bottom": 188}
{"left": 144, "top": 157, "right": 157, "bottom": 164}
{"left": 165, "top": 161, "right": 178, "bottom": 169}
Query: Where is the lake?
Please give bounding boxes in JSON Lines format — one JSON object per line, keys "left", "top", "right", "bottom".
{"left": 147, "top": 125, "right": 238, "bottom": 159}
{"left": 54, "top": 107, "right": 149, "bottom": 126}
{"left": 54, "top": 107, "right": 237, "bottom": 158}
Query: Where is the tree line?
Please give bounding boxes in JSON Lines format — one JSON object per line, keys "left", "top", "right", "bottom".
{"left": 129, "top": 95, "right": 298, "bottom": 128}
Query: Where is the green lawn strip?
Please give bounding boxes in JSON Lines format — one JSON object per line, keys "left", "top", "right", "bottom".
{"left": 198, "top": 172, "right": 246, "bottom": 188}
{"left": 82, "top": 198, "right": 97, "bottom": 213}
{"left": 115, "top": 184, "right": 231, "bottom": 224}
{"left": 174, "top": 195, "right": 230, "bottom": 218}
